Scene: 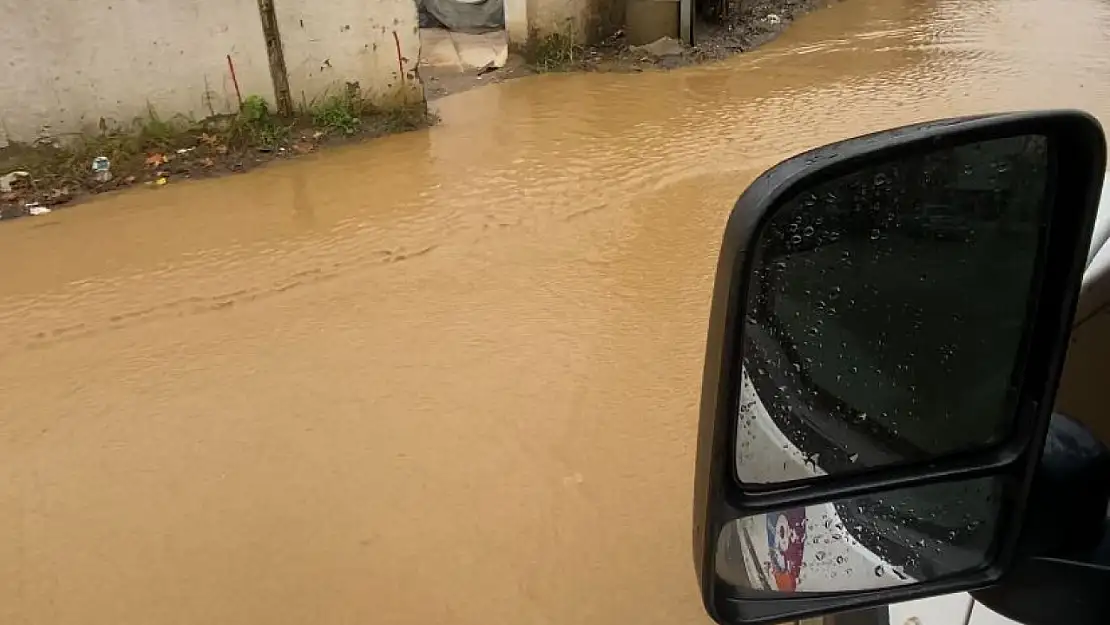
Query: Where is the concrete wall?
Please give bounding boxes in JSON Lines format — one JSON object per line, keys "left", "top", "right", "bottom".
{"left": 276, "top": 0, "right": 423, "bottom": 109}
{"left": 0, "top": 0, "right": 421, "bottom": 147}
{"left": 504, "top": 0, "right": 530, "bottom": 46}
{"left": 524, "top": 0, "right": 622, "bottom": 43}
{"left": 0, "top": 0, "right": 275, "bottom": 145}
{"left": 527, "top": 0, "right": 588, "bottom": 40}
{"left": 0, "top": 0, "right": 624, "bottom": 145}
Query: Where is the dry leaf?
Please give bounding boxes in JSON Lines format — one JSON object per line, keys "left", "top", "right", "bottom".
{"left": 199, "top": 133, "right": 219, "bottom": 146}
{"left": 145, "top": 153, "right": 166, "bottom": 167}
{"left": 201, "top": 157, "right": 215, "bottom": 167}
{"left": 292, "top": 141, "right": 315, "bottom": 154}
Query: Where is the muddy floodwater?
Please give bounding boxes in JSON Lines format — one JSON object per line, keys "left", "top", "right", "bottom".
{"left": 3, "top": 0, "right": 1110, "bottom": 623}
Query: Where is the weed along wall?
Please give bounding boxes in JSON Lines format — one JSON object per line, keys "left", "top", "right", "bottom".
{"left": 0, "top": 0, "right": 422, "bottom": 147}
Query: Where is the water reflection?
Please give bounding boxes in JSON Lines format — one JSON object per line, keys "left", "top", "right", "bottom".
{"left": 736, "top": 134, "right": 1050, "bottom": 483}
{"left": 715, "top": 477, "right": 1001, "bottom": 593}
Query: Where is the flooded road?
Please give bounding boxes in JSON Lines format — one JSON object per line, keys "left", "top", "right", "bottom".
{"left": 4, "top": 0, "right": 1110, "bottom": 623}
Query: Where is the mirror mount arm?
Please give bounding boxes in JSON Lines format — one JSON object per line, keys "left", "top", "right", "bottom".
{"left": 972, "top": 413, "right": 1110, "bottom": 625}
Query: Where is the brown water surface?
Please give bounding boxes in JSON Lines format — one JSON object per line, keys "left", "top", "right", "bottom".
{"left": 3, "top": 0, "right": 1110, "bottom": 622}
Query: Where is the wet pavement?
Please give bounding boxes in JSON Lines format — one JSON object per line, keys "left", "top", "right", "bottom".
{"left": 3, "top": 0, "right": 1110, "bottom": 623}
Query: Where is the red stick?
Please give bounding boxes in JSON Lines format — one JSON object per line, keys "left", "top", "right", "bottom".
{"left": 392, "top": 31, "right": 405, "bottom": 87}
{"left": 227, "top": 54, "right": 244, "bottom": 109}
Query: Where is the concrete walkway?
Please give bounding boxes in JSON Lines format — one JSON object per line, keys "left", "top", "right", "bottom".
{"left": 419, "top": 28, "right": 509, "bottom": 71}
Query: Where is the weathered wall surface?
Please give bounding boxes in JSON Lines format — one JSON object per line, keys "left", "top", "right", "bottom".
{"left": 0, "top": 0, "right": 422, "bottom": 147}
{"left": 525, "top": 0, "right": 621, "bottom": 43}
{"left": 0, "top": 0, "right": 623, "bottom": 145}
{"left": 275, "top": 0, "right": 423, "bottom": 108}
{"left": 527, "top": 0, "right": 588, "bottom": 40}
{"left": 0, "top": 0, "right": 275, "bottom": 145}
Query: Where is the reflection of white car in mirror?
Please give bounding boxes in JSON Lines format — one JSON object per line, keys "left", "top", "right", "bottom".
{"left": 693, "top": 112, "right": 1110, "bottom": 625}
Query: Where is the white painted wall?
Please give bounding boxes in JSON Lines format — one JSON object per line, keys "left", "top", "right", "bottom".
{"left": 504, "top": 0, "right": 529, "bottom": 46}
{"left": 0, "top": 0, "right": 275, "bottom": 145}
{"left": 0, "top": 0, "right": 423, "bottom": 147}
{"left": 275, "top": 0, "right": 423, "bottom": 109}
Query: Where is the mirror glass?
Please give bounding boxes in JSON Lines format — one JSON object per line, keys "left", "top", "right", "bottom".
{"left": 736, "top": 135, "right": 1051, "bottom": 484}
{"left": 714, "top": 476, "right": 1002, "bottom": 594}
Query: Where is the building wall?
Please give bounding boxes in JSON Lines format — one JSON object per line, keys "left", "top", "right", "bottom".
{"left": 275, "top": 0, "right": 423, "bottom": 109}
{"left": 527, "top": 0, "right": 590, "bottom": 40}
{"left": 524, "top": 0, "right": 622, "bottom": 43}
{"left": 0, "top": 0, "right": 275, "bottom": 145}
{"left": 0, "top": 0, "right": 622, "bottom": 146}
{"left": 0, "top": 0, "right": 422, "bottom": 147}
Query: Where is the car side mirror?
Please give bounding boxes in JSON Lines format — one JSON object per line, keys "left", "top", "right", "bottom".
{"left": 693, "top": 110, "right": 1106, "bottom": 624}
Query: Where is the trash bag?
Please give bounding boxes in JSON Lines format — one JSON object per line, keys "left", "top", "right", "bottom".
{"left": 419, "top": 6, "right": 443, "bottom": 28}
{"left": 419, "top": 0, "right": 504, "bottom": 33}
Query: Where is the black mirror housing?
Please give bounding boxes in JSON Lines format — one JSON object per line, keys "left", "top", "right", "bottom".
{"left": 693, "top": 111, "right": 1106, "bottom": 624}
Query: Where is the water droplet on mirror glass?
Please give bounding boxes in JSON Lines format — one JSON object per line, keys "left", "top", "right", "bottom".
{"left": 835, "top": 555, "right": 846, "bottom": 564}
{"left": 874, "top": 565, "right": 884, "bottom": 576}
{"left": 790, "top": 234, "right": 802, "bottom": 245}
{"left": 869, "top": 229, "right": 881, "bottom": 240}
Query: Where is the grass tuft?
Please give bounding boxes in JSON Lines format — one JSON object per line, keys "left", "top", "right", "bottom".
{"left": 523, "top": 24, "right": 584, "bottom": 72}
